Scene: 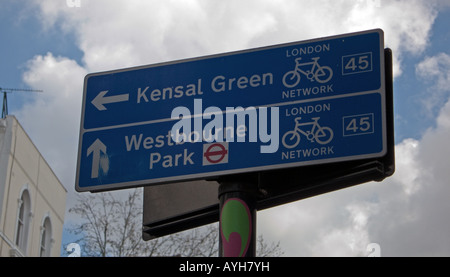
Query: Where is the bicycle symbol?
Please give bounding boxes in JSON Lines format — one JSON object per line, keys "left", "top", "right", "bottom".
{"left": 282, "top": 57, "right": 333, "bottom": 88}
{"left": 282, "top": 117, "right": 334, "bottom": 148}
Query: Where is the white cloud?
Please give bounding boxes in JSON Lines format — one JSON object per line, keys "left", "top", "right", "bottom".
{"left": 416, "top": 52, "right": 450, "bottom": 113}
{"left": 377, "top": 99, "right": 450, "bottom": 256}
{"left": 30, "top": 0, "right": 438, "bottom": 74}
{"left": 417, "top": 53, "right": 450, "bottom": 91}
{"left": 307, "top": 202, "right": 376, "bottom": 257}
{"left": 18, "top": 52, "right": 87, "bottom": 189}
{"left": 391, "top": 138, "right": 422, "bottom": 196}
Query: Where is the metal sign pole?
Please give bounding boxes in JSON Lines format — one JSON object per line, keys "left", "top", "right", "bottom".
{"left": 218, "top": 178, "right": 258, "bottom": 257}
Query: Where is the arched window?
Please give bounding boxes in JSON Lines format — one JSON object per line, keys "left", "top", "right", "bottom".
{"left": 40, "top": 216, "right": 53, "bottom": 257}
{"left": 15, "top": 189, "right": 31, "bottom": 254}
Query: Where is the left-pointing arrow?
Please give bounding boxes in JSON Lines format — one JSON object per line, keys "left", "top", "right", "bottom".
{"left": 91, "top": 90, "right": 129, "bottom": 111}
{"left": 87, "top": 139, "right": 107, "bottom": 178}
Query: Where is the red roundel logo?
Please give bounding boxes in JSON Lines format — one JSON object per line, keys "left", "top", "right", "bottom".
{"left": 203, "top": 142, "right": 229, "bottom": 165}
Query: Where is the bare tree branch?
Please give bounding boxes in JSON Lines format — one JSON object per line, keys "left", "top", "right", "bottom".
{"left": 67, "top": 188, "right": 283, "bottom": 257}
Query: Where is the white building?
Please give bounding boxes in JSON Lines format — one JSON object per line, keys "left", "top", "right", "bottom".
{"left": 0, "top": 115, "right": 67, "bottom": 257}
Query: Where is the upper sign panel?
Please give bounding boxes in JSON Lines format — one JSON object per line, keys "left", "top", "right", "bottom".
{"left": 81, "top": 29, "right": 384, "bottom": 131}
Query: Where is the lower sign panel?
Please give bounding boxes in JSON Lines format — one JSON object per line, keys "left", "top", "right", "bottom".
{"left": 76, "top": 92, "right": 385, "bottom": 192}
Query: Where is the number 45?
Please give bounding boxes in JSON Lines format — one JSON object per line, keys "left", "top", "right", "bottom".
{"left": 342, "top": 52, "right": 373, "bottom": 75}
{"left": 345, "top": 55, "right": 370, "bottom": 71}
{"left": 346, "top": 117, "right": 371, "bottom": 133}
{"left": 343, "top": 114, "right": 374, "bottom": 136}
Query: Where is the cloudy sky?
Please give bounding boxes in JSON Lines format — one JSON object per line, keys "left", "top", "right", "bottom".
{"left": 1, "top": 0, "right": 450, "bottom": 256}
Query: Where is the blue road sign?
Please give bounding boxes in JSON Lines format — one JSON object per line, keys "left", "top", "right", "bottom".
{"left": 76, "top": 29, "right": 386, "bottom": 192}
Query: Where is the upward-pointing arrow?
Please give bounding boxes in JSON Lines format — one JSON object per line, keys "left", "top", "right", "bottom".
{"left": 91, "top": 90, "right": 129, "bottom": 111}
{"left": 87, "top": 139, "right": 107, "bottom": 179}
